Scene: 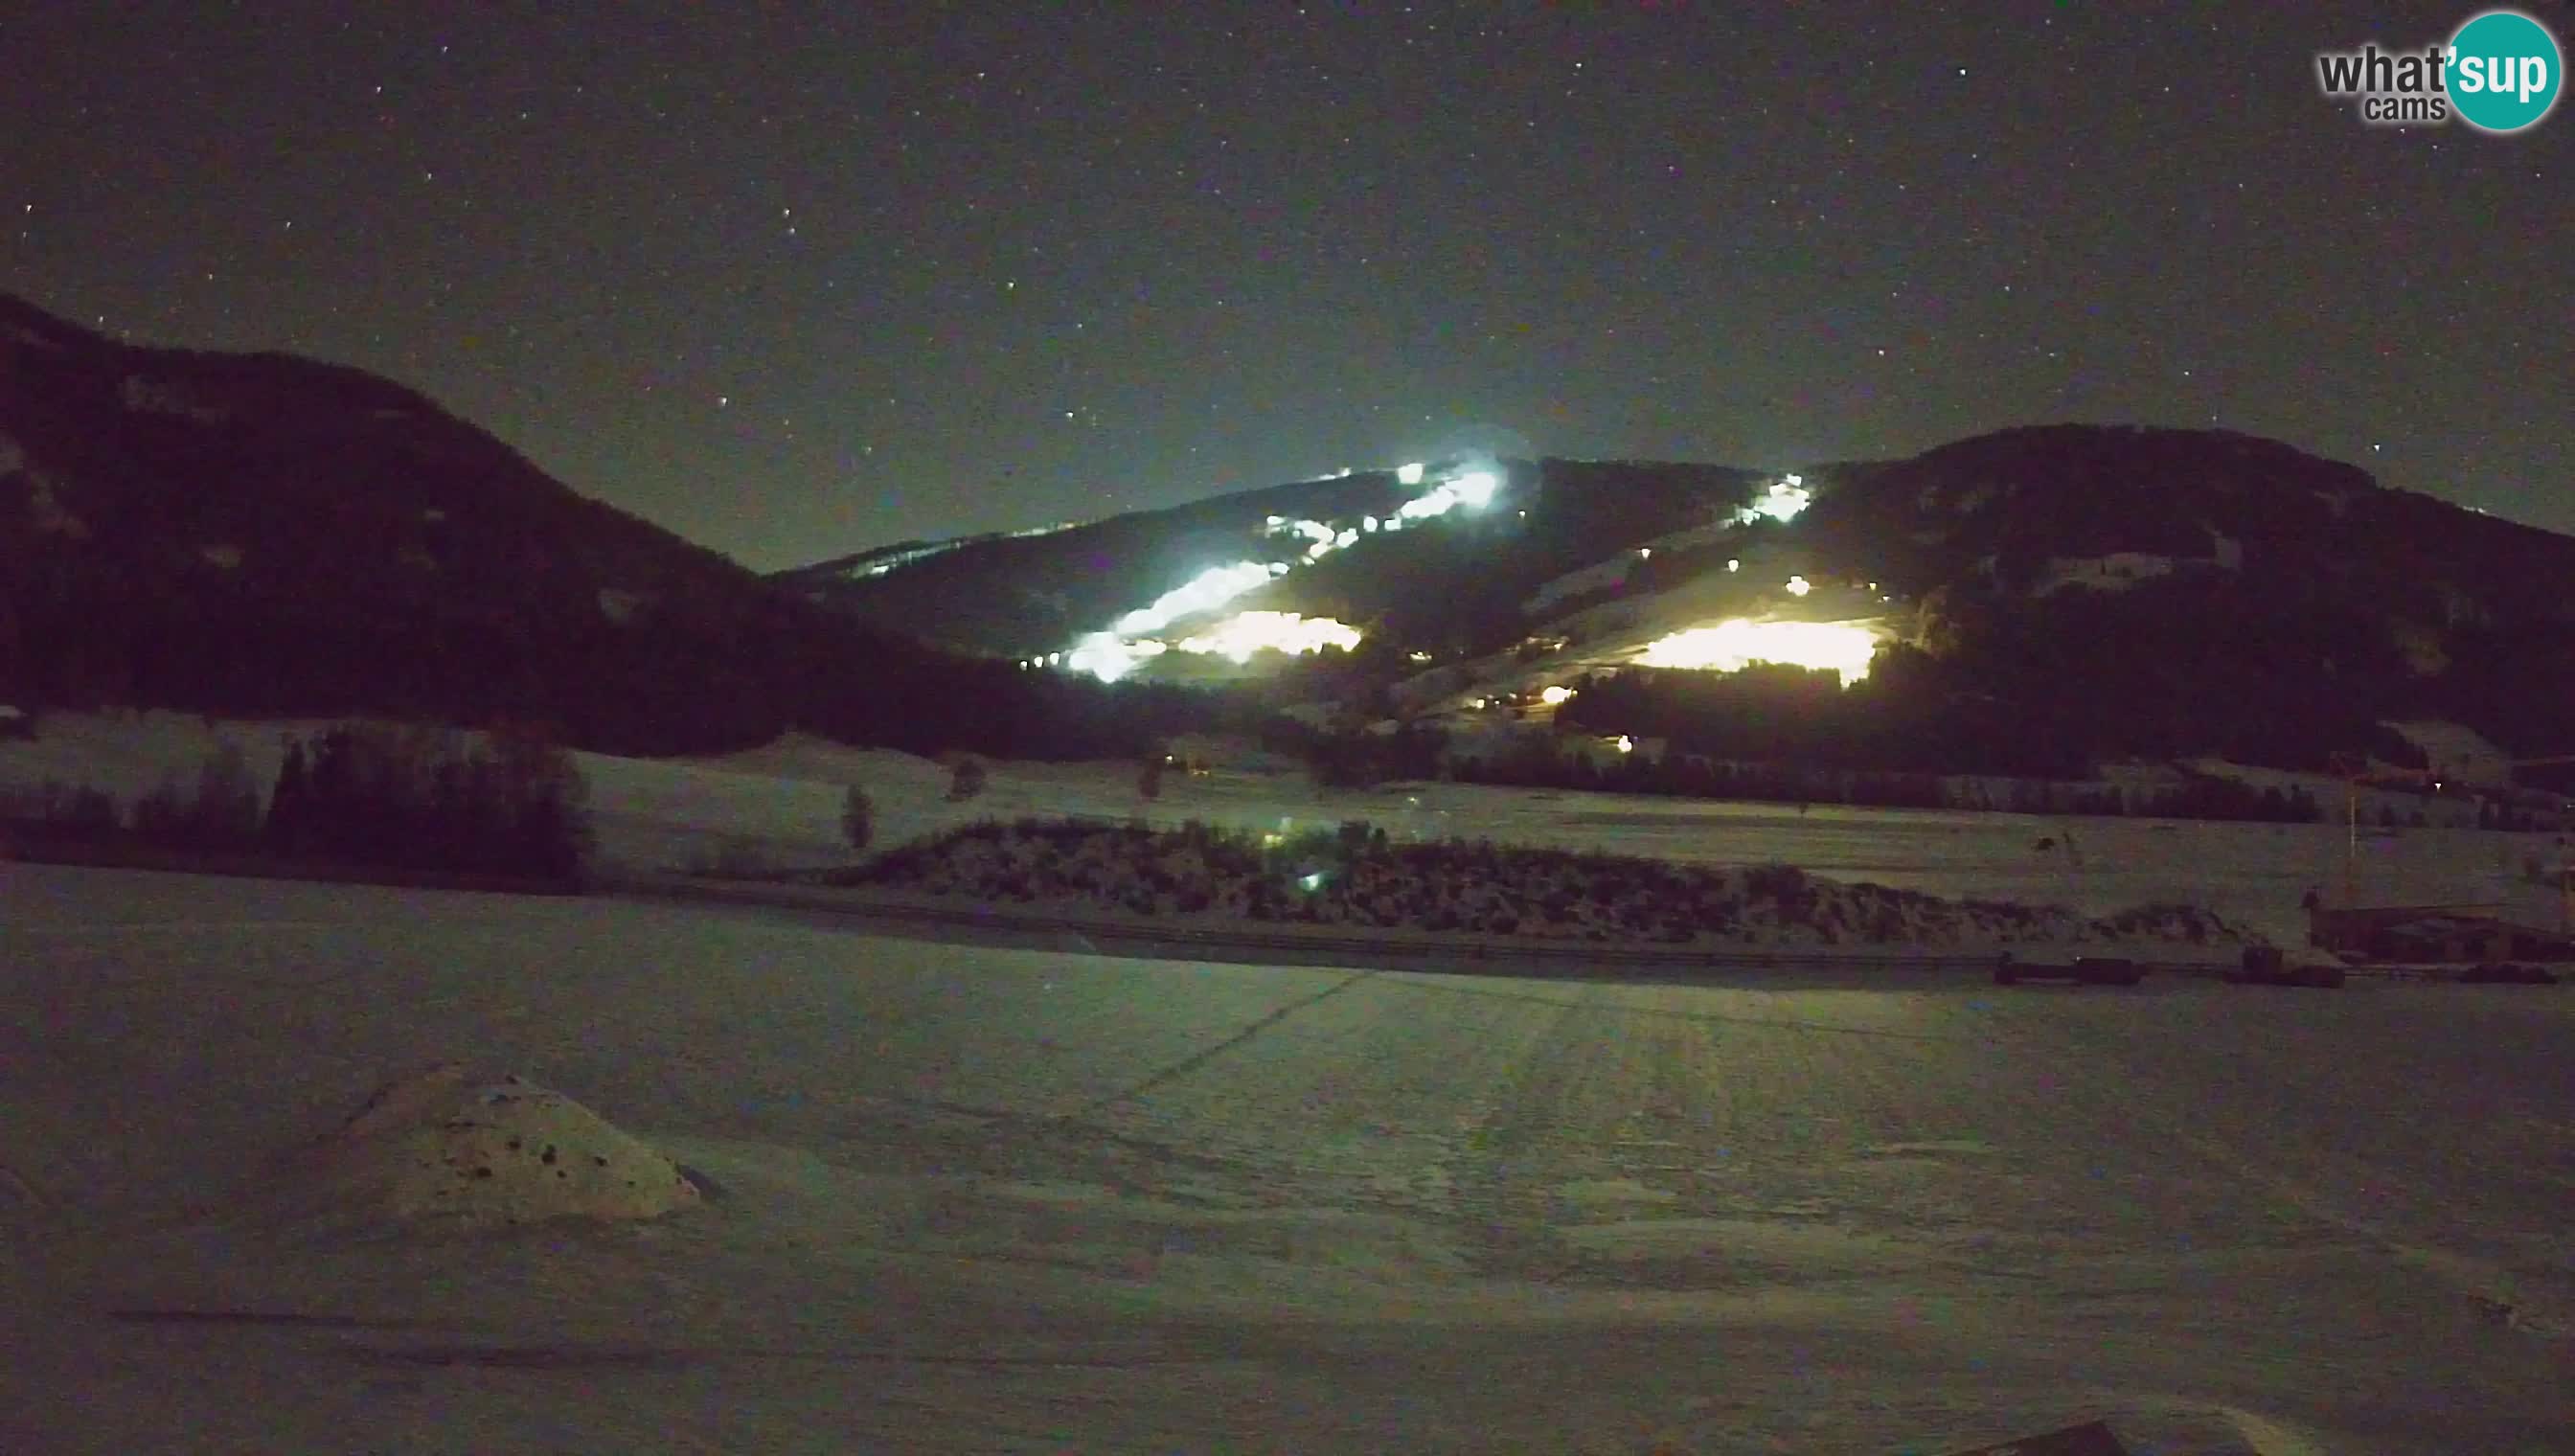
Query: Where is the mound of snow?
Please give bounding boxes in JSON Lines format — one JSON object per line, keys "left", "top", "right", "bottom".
{"left": 243, "top": 1063, "right": 702, "bottom": 1234}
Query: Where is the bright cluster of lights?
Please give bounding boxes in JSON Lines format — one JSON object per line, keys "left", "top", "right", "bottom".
{"left": 1054, "top": 458, "right": 1505, "bottom": 681}
{"left": 1113, "top": 560, "right": 1288, "bottom": 635}
{"left": 1056, "top": 611, "right": 1362, "bottom": 681}
{"left": 1732, "top": 474, "right": 1811, "bottom": 526}
{"left": 1174, "top": 611, "right": 1362, "bottom": 663}
{"left": 1061, "top": 632, "right": 1165, "bottom": 680}
{"left": 1393, "top": 469, "right": 1498, "bottom": 523}
{"left": 1633, "top": 618, "right": 1881, "bottom": 686}
{"left": 1266, "top": 515, "right": 1362, "bottom": 562}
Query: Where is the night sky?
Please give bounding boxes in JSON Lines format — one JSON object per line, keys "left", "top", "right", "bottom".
{"left": 7, "top": 2, "right": 2569, "bottom": 571}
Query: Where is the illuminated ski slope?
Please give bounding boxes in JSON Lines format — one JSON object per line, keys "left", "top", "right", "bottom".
{"left": 1045, "top": 460, "right": 1503, "bottom": 682}
{"left": 1023, "top": 457, "right": 1878, "bottom": 693}
{"left": 1042, "top": 464, "right": 1815, "bottom": 685}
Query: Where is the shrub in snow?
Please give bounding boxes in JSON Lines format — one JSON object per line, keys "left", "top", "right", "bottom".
{"left": 688, "top": 834, "right": 774, "bottom": 878}
{"left": 130, "top": 770, "right": 192, "bottom": 844}
{"left": 1744, "top": 863, "right": 1808, "bottom": 901}
{"left": 841, "top": 785, "right": 875, "bottom": 853}
{"left": 0, "top": 777, "right": 118, "bottom": 836}
{"left": 132, "top": 742, "right": 264, "bottom": 852}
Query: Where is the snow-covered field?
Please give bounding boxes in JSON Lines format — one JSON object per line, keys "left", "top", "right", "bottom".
{"left": 4, "top": 863, "right": 2570, "bottom": 1453}
{"left": 8, "top": 712, "right": 2568, "bottom": 947}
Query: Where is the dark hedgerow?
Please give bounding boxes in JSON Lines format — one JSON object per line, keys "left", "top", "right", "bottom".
{"left": 3, "top": 724, "right": 594, "bottom": 886}
{"left": 267, "top": 722, "right": 594, "bottom": 884}
{"left": 827, "top": 816, "right": 2257, "bottom": 951}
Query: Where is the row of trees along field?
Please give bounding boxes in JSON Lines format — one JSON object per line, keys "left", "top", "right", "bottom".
{"left": 1, "top": 721, "right": 593, "bottom": 883}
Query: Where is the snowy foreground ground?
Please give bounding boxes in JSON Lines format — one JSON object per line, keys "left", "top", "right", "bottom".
{"left": 5, "top": 863, "right": 2571, "bottom": 1454}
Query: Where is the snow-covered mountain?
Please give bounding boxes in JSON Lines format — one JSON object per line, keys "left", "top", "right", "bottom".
{"left": 11, "top": 284, "right": 2573, "bottom": 783}
{"left": 784, "top": 423, "right": 2575, "bottom": 781}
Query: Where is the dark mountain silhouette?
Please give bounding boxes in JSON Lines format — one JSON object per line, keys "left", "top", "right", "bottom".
{"left": 1770, "top": 425, "right": 2575, "bottom": 774}
{"left": 0, "top": 293, "right": 1205, "bottom": 759}
{"left": 1796, "top": 424, "right": 2575, "bottom": 632}
{"left": 9, "top": 290, "right": 2568, "bottom": 781}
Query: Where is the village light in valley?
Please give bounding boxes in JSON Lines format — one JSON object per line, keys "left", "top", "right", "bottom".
{"left": 1733, "top": 473, "right": 1811, "bottom": 525}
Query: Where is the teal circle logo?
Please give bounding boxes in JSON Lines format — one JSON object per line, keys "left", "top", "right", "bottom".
{"left": 2447, "top": 10, "right": 2562, "bottom": 132}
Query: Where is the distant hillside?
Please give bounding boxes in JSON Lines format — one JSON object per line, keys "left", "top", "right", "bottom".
{"left": 14, "top": 289, "right": 2566, "bottom": 782}
{"left": 778, "top": 458, "right": 1767, "bottom": 660}
{"left": 0, "top": 294, "right": 1205, "bottom": 759}
{"left": 1779, "top": 424, "right": 2575, "bottom": 772}
{"left": 1793, "top": 423, "right": 2575, "bottom": 631}
{"left": 785, "top": 423, "right": 2575, "bottom": 780}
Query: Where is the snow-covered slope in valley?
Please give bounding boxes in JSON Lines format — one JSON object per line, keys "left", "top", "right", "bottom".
{"left": 2381, "top": 719, "right": 2517, "bottom": 785}
{"left": 9, "top": 713, "right": 2568, "bottom": 944}
{"left": 1519, "top": 514, "right": 1750, "bottom": 617}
